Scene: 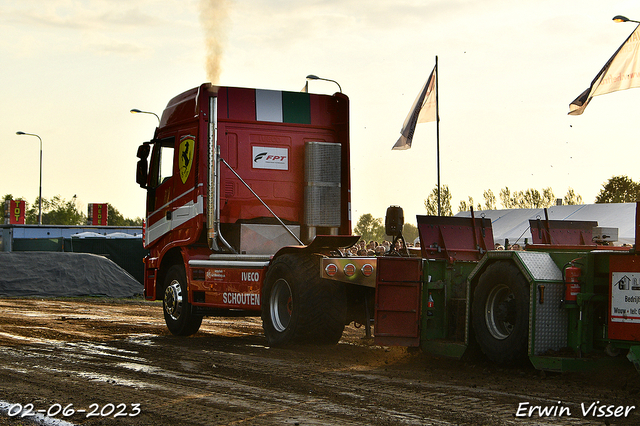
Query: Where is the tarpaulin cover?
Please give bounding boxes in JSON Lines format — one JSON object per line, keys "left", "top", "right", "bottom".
{"left": 0, "top": 252, "right": 143, "bottom": 298}
{"left": 9, "top": 237, "right": 147, "bottom": 284}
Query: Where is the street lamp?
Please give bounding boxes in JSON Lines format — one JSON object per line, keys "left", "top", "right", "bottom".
{"left": 613, "top": 15, "right": 640, "bottom": 24}
{"left": 306, "top": 75, "right": 342, "bottom": 93}
{"left": 130, "top": 108, "right": 160, "bottom": 123}
{"left": 16, "top": 131, "right": 43, "bottom": 225}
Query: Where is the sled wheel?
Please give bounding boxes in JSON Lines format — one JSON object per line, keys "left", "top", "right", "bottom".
{"left": 472, "top": 261, "right": 530, "bottom": 364}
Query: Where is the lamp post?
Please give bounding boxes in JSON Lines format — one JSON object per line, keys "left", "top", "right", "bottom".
{"left": 16, "top": 131, "right": 43, "bottom": 225}
{"left": 306, "top": 75, "right": 342, "bottom": 93}
{"left": 130, "top": 108, "right": 160, "bottom": 123}
{"left": 613, "top": 15, "right": 640, "bottom": 24}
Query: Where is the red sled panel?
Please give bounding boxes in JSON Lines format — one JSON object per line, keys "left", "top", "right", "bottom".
{"left": 374, "top": 257, "right": 422, "bottom": 347}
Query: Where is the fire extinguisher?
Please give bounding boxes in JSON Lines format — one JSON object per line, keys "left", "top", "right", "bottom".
{"left": 564, "top": 262, "right": 581, "bottom": 304}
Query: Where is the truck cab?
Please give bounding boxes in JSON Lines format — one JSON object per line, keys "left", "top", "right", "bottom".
{"left": 136, "top": 84, "right": 373, "bottom": 344}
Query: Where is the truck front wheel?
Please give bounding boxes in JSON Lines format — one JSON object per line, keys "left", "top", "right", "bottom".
{"left": 163, "top": 264, "right": 202, "bottom": 336}
{"left": 472, "top": 261, "right": 530, "bottom": 364}
{"left": 262, "top": 254, "right": 347, "bottom": 346}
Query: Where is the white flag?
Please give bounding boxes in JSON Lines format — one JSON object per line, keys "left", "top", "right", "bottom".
{"left": 569, "top": 24, "right": 640, "bottom": 115}
{"left": 393, "top": 65, "right": 437, "bottom": 150}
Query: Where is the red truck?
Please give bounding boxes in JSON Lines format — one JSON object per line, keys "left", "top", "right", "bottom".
{"left": 136, "top": 83, "right": 640, "bottom": 375}
{"left": 136, "top": 84, "right": 375, "bottom": 345}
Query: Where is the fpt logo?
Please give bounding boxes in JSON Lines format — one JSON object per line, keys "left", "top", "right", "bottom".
{"left": 252, "top": 146, "right": 288, "bottom": 170}
{"left": 253, "top": 152, "right": 269, "bottom": 163}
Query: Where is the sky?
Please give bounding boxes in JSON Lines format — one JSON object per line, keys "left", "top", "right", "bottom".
{"left": 2, "top": 0, "right": 640, "bottom": 225}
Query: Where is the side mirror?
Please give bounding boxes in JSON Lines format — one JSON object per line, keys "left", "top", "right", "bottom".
{"left": 137, "top": 142, "right": 151, "bottom": 159}
{"left": 136, "top": 142, "right": 152, "bottom": 188}
{"left": 136, "top": 158, "right": 149, "bottom": 188}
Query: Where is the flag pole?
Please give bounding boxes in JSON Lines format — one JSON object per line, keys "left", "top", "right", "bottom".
{"left": 435, "top": 55, "right": 441, "bottom": 216}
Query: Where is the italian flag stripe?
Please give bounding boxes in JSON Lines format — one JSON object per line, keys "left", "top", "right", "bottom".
{"left": 255, "top": 89, "right": 310, "bottom": 124}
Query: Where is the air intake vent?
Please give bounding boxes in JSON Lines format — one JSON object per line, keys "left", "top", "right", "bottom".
{"left": 304, "top": 142, "right": 341, "bottom": 227}
{"left": 225, "top": 181, "right": 235, "bottom": 197}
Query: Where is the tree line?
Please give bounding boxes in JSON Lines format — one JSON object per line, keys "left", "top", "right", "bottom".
{"left": 354, "top": 175, "right": 638, "bottom": 243}
{"left": 1, "top": 194, "right": 143, "bottom": 226}
{"left": 425, "top": 175, "right": 637, "bottom": 216}
{"left": 424, "top": 186, "right": 584, "bottom": 216}
{"left": 8, "top": 175, "right": 635, "bottom": 234}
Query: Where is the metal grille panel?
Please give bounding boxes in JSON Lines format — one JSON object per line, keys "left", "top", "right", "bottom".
{"left": 304, "top": 142, "right": 341, "bottom": 227}
{"left": 516, "top": 251, "right": 563, "bottom": 281}
{"left": 514, "top": 252, "right": 567, "bottom": 355}
{"left": 533, "top": 282, "right": 568, "bottom": 355}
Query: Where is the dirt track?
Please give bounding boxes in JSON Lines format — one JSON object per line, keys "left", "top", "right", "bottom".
{"left": 0, "top": 298, "right": 639, "bottom": 425}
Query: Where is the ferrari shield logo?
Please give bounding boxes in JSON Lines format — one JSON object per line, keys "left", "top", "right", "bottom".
{"left": 179, "top": 136, "right": 195, "bottom": 184}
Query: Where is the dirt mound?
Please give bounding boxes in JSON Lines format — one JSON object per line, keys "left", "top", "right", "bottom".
{"left": 0, "top": 252, "right": 143, "bottom": 298}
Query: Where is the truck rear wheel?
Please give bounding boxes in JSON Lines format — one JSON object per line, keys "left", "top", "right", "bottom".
{"left": 163, "top": 264, "right": 202, "bottom": 336}
{"left": 472, "top": 261, "right": 530, "bottom": 364}
{"left": 262, "top": 254, "right": 347, "bottom": 346}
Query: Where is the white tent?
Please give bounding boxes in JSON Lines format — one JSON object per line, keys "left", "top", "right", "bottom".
{"left": 70, "top": 231, "right": 106, "bottom": 238}
{"left": 455, "top": 203, "right": 636, "bottom": 246}
{"left": 106, "top": 232, "right": 141, "bottom": 239}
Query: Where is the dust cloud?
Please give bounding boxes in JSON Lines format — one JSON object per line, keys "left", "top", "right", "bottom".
{"left": 199, "top": 0, "right": 231, "bottom": 84}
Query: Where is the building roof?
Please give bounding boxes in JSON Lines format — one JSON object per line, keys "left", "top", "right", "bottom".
{"left": 455, "top": 203, "right": 636, "bottom": 246}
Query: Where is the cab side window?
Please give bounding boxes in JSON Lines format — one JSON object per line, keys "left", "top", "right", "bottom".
{"left": 149, "top": 137, "right": 175, "bottom": 188}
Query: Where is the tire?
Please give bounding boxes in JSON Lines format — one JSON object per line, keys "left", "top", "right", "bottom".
{"left": 262, "top": 254, "right": 347, "bottom": 346}
{"left": 472, "top": 261, "right": 530, "bottom": 364}
{"left": 163, "top": 264, "right": 202, "bottom": 336}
